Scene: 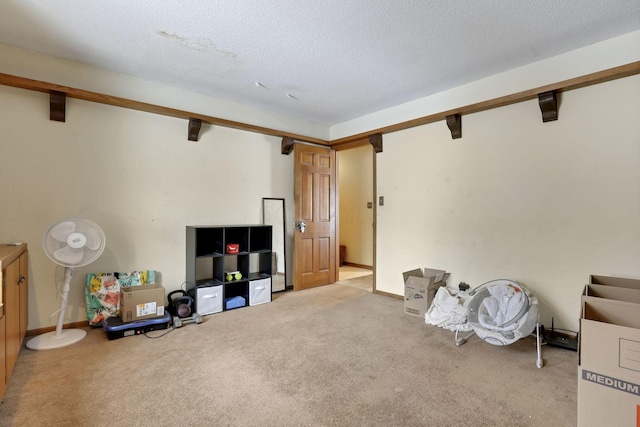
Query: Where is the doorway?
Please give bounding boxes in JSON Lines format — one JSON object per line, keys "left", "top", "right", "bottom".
{"left": 336, "top": 144, "right": 375, "bottom": 292}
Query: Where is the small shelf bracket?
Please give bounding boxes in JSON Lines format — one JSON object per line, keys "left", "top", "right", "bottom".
{"left": 281, "top": 137, "right": 295, "bottom": 155}
{"left": 369, "top": 133, "right": 383, "bottom": 153}
{"left": 49, "top": 90, "right": 66, "bottom": 122}
{"left": 538, "top": 90, "right": 558, "bottom": 122}
{"left": 446, "top": 114, "right": 462, "bottom": 139}
{"left": 188, "top": 118, "right": 202, "bottom": 141}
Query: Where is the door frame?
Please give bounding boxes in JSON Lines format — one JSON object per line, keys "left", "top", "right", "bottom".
{"left": 334, "top": 143, "right": 377, "bottom": 292}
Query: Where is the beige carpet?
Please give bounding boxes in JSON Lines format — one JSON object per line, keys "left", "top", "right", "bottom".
{"left": 339, "top": 266, "right": 372, "bottom": 281}
{"left": 1, "top": 284, "right": 577, "bottom": 426}
{"left": 338, "top": 274, "right": 373, "bottom": 292}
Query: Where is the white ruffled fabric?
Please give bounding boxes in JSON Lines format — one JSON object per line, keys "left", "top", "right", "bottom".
{"left": 425, "top": 287, "right": 472, "bottom": 332}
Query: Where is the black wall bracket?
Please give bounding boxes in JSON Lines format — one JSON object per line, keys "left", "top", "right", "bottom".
{"left": 188, "top": 118, "right": 202, "bottom": 141}
{"left": 446, "top": 114, "right": 462, "bottom": 139}
{"left": 538, "top": 90, "right": 559, "bottom": 122}
{"left": 281, "top": 136, "right": 295, "bottom": 155}
{"left": 50, "top": 90, "right": 66, "bottom": 122}
{"left": 369, "top": 133, "right": 383, "bottom": 153}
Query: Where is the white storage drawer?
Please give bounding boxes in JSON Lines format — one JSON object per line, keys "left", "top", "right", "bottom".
{"left": 249, "top": 278, "right": 271, "bottom": 306}
{"left": 194, "top": 284, "right": 223, "bottom": 315}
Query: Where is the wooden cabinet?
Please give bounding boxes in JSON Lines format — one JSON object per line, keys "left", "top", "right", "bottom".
{"left": 186, "top": 226, "right": 272, "bottom": 313}
{"left": 0, "top": 244, "right": 28, "bottom": 400}
{"left": 0, "top": 307, "right": 5, "bottom": 399}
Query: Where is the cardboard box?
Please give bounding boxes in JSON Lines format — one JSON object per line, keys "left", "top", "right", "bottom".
{"left": 583, "top": 283, "right": 640, "bottom": 305}
{"left": 589, "top": 274, "right": 640, "bottom": 290}
{"left": 577, "top": 297, "right": 640, "bottom": 427}
{"left": 402, "top": 268, "right": 448, "bottom": 318}
{"left": 120, "top": 284, "right": 166, "bottom": 322}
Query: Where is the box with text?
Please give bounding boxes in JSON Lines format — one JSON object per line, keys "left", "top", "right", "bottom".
{"left": 577, "top": 297, "right": 640, "bottom": 427}
{"left": 120, "top": 283, "right": 166, "bottom": 322}
{"left": 402, "top": 268, "right": 448, "bottom": 318}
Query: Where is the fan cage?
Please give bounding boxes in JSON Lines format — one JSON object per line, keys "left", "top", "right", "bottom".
{"left": 42, "top": 217, "right": 106, "bottom": 268}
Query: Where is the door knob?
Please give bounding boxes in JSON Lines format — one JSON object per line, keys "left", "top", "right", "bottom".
{"left": 294, "top": 220, "right": 306, "bottom": 233}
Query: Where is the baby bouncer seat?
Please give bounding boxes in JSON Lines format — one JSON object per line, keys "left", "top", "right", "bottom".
{"left": 455, "top": 279, "right": 543, "bottom": 368}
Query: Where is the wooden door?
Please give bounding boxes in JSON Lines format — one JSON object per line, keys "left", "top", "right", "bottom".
{"left": 294, "top": 144, "right": 337, "bottom": 290}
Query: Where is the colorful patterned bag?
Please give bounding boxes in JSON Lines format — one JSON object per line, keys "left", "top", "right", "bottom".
{"left": 85, "top": 270, "right": 157, "bottom": 326}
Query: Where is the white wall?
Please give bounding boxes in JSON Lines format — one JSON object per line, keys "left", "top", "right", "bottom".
{"left": 0, "top": 84, "right": 294, "bottom": 330}
{"left": 376, "top": 74, "right": 640, "bottom": 332}
{"left": 338, "top": 145, "right": 374, "bottom": 266}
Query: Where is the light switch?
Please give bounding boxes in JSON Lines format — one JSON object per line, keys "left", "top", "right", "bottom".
{"left": 379, "top": 196, "right": 384, "bottom": 206}
{"left": 367, "top": 202, "right": 372, "bottom": 209}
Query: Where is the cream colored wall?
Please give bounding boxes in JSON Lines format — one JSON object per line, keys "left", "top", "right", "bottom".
{"left": 0, "top": 43, "right": 329, "bottom": 141}
{"left": 376, "top": 74, "right": 640, "bottom": 332}
{"left": 338, "top": 145, "right": 373, "bottom": 267}
{"left": 1, "top": 31, "right": 639, "bottom": 333}
{"left": 332, "top": 30, "right": 640, "bottom": 139}
{"left": 0, "top": 84, "right": 294, "bottom": 330}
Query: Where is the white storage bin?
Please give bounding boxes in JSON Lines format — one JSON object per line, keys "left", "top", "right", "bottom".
{"left": 249, "top": 278, "right": 271, "bottom": 306}
{"left": 193, "top": 284, "right": 223, "bottom": 315}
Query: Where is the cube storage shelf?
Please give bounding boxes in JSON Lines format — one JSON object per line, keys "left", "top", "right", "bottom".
{"left": 186, "top": 225, "right": 272, "bottom": 314}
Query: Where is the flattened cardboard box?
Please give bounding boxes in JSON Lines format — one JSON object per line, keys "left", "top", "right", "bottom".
{"left": 402, "top": 268, "right": 448, "bottom": 318}
{"left": 120, "top": 283, "right": 166, "bottom": 322}
{"left": 578, "top": 297, "right": 640, "bottom": 427}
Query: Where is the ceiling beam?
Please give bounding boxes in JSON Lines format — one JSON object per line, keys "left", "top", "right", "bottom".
{"left": 0, "top": 72, "right": 329, "bottom": 146}
{"left": 331, "top": 138, "right": 369, "bottom": 151}
{"left": 0, "top": 61, "right": 638, "bottom": 148}
{"left": 329, "top": 61, "right": 640, "bottom": 146}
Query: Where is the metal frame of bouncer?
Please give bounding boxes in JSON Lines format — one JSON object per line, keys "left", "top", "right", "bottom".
{"left": 455, "top": 279, "right": 544, "bottom": 368}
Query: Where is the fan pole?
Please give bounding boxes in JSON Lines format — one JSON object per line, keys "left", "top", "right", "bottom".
{"left": 55, "top": 267, "right": 74, "bottom": 335}
{"left": 26, "top": 266, "right": 87, "bottom": 350}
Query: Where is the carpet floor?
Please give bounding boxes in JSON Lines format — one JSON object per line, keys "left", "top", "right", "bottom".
{"left": 0, "top": 283, "right": 577, "bottom": 426}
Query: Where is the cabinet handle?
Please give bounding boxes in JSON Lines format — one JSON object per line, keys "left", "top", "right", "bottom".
{"left": 18, "top": 275, "right": 26, "bottom": 285}
{"left": 203, "top": 294, "right": 216, "bottom": 299}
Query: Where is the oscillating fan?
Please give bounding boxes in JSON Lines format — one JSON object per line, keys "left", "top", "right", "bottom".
{"left": 26, "top": 217, "right": 106, "bottom": 350}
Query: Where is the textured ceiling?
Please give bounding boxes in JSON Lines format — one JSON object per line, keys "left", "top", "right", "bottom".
{"left": 0, "top": 0, "right": 639, "bottom": 125}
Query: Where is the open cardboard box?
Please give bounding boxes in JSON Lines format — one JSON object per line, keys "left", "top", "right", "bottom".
{"left": 583, "top": 283, "right": 640, "bottom": 305}
{"left": 578, "top": 296, "right": 640, "bottom": 427}
{"left": 402, "top": 268, "right": 449, "bottom": 318}
{"left": 589, "top": 274, "right": 640, "bottom": 289}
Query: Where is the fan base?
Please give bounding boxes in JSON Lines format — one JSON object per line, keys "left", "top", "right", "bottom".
{"left": 26, "top": 328, "right": 87, "bottom": 351}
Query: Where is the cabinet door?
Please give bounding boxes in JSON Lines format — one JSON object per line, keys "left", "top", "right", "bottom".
{"left": 0, "top": 315, "right": 6, "bottom": 397}
{"left": 4, "top": 257, "right": 20, "bottom": 377}
{"left": 18, "top": 251, "right": 28, "bottom": 345}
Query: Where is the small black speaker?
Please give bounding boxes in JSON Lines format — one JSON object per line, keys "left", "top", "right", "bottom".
{"left": 167, "top": 290, "right": 193, "bottom": 318}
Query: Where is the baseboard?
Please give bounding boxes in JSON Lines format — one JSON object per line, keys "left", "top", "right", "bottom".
{"left": 26, "top": 320, "right": 90, "bottom": 337}
{"left": 374, "top": 289, "right": 402, "bottom": 300}
{"left": 342, "top": 262, "right": 373, "bottom": 270}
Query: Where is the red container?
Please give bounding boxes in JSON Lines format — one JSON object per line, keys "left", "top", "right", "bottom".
{"left": 226, "top": 243, "right": 239, "bottom": 254}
